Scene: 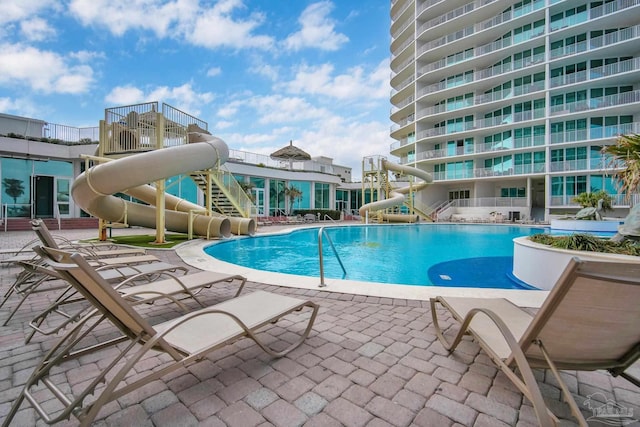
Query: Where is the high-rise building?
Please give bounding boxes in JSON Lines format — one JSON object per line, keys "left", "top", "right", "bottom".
{"left": 389, "top": 0, "right": 639, "bottom": 222}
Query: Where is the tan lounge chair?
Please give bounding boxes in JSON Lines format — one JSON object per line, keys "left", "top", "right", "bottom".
{"left": 430, "top": 257, "right": 640, "bottom": 426}
{"left": 1, "top": 245, "right": 187, "bottom": 333}
{"left": 2, "top": 248, "right": 318, "bottom": 427}
{"left": 30, "top": 219, "right": 146, "bottom": 258}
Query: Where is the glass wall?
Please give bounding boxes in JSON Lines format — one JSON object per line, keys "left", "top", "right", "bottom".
{"left": 288, "top": 180, "right": 311, "bottom": 211}
{"left": 269, "top": 179, "right": 286, "bottom": 216}
{"left": 165, "top": 175, "right": 199, "bottom": 204}
{"left": 315, "top": 183, "right": 330, "bottom": 209}
{"left": 1, "top": 158, "right": 73, "bottom": 218}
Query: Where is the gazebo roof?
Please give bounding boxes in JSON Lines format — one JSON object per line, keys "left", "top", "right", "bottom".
{"left": 270, "top": 140, "right": 311, "bottom": 161}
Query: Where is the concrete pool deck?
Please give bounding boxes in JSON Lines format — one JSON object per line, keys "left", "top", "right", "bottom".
{"left": 0, "top": 224, "right": 638, "bottom": 426}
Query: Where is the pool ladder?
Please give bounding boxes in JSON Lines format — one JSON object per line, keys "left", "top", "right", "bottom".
{"left": 318, "top": 227, "right": 346, "bottom": 287}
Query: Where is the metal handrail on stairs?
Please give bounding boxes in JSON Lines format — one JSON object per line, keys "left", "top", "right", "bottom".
{"left": 318, "top": 227, "right": 346, "bottom": 287}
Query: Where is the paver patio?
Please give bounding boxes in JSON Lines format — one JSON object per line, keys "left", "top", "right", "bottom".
{"left": 0, "top": 228, "right": 638, "bottom": 426}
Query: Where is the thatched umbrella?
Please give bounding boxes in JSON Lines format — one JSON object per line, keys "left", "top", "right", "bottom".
{"left": 270, "top": 140, "right": 311, "bottom": 169}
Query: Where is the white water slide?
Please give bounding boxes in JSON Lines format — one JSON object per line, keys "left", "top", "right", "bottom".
{"left": 359, "top": 159, "right": 433, "bottom": 222}
{"left": 72, "top": 133, "right": 254, "bottom": 239}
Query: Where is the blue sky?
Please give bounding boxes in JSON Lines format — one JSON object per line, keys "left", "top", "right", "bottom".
{"left": 0, "top": 0, "right": 392, "bottom": 180}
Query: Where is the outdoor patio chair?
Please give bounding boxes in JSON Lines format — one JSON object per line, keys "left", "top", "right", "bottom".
{"left": 2, "top": 248, "right": 318, "bottom": 427}
{"left": 430, "top": 257, "right": 640, "bottom": 427}
{"left": 30, "top": 219, "right": 147, "bottom": 258}
{"left": 17, "top": 246, "right": 194, "bottom": 342}
{"left": 1, "top": 243, "right": 187, "bottom": 330}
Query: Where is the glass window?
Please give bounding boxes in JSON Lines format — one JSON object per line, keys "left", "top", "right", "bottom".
{"left": 269, "top": 179, "right": 286, "bottom": 216}
{"left": 288, "top": 181, "right": 311, "bottom": 210}
{"left": 1, "top": 158, "right": 31, "bottom": 217}
{"left": 314, "top": 183, "right": 330, "bottom": 209}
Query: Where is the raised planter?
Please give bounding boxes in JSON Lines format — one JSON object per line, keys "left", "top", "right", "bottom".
{"left": 512, "top": 236, "right": 640, "bottom": 290}
{"left": 549, "top": 219, "right": 621, "bottom": 233}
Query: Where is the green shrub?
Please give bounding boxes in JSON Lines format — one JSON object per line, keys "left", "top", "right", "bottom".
{"left": 529, "top": 233, "right": 640, "bottom": 256}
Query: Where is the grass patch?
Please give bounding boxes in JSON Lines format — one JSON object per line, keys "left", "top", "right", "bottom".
{"left": 529, "top": 233, "right": 640, "bottom": 256}
{"left": 83, "top": 233, "right": 191, "bottom": 249}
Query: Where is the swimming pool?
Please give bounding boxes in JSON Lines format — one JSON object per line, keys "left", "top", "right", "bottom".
{"left": 204, "top": 224, "right": 547, "bottom": 289}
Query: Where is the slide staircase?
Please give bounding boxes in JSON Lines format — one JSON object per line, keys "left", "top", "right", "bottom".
{"left": 189, "top": 167, "right": 256, "bottom": 218}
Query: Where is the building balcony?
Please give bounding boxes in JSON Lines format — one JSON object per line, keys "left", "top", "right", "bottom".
{"left": 392, "top": 12, "right": 415, "bottom": 40}
{"left": 417, "top": 0, "right": 543, "bottom": 58}
{"left": 550, "top": 24, "right": 640, "bottom": 61}
{"left": 0, "top": 122, "right": 99, "bottom": 145}
{"left": 416, "top": 81, "right": 545, "bottom": 120}
{"left": 549, "top": 57, "right": 640, "bottom": 89}
{"left": 391, "top": 75, "right": 415, "bottom": 97}
{"left": 550, "top": 122, "right": 640, "bottom": 144}
{"left": 416, "top": 52, "right": 544, "bottom": 101}
{"left": 549, "top": 0, "right": 640, "bottom": 33}
{"left": 417, "top": 27, "right": 545, "bottom": 77}
{"left": 391, "top": 115, "right": 415, "bottom": 133}
{"left": 416, "top": 108, "right": 545, "bottom": 141}
{"left": 549, "top": 89, "right": 640, "bottom": 117}
{"left": 391, "top": 35, "right": 415, "bottom": 60}
{"left": 391, "top": 0, "right": 414, "bottom": 22}
{"left": 550, "top": 193, "right": 631, "bottom": 207}
{"left": 391, "top": 95, "right": 415, "bottom": 115}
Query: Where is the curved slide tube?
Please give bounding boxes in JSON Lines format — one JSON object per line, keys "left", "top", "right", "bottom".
{"left": 125, "top": 185, "right": 255, "bottom": 236}
{"left": 72, "top": 136, "right": 250, "bottom": 238}
{"left": 359, "top": 159, "right": 433, "bottom": 222}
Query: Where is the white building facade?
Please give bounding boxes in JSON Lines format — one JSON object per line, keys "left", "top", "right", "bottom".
{"left": 389, "top": 0, "right": 640, "bottom": 221}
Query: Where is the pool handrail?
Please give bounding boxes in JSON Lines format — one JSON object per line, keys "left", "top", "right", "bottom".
{"left": 318, "top": 227, "right": 346, "bottom": 287}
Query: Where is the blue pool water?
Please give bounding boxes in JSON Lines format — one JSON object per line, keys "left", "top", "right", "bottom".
{"left": 204, "top": 224, "right": 547, "bottom": 289}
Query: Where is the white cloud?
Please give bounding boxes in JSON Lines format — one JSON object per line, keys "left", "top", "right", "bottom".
{"left": 248, "top": 95, "right": 330, "bottom": 125}
{"left": 206, "top": 67, "right": 222, "bottom": 77}
{"left": 69, "top": 0, "right": 274, "bottom": 50}
{"left": 251, "top": 63, "right": 279, "bottom": 81}
{"left": 69, "top": 0, "right": 195, "bottom": 38}
{"left": 213, "top": 120, "right": 235, "bottom": 130}
{"left": 283, "top": 1, "right": 348, "bottom": 51}
{"left": 216, "top": 100, "right": 243, "bottom": 119}
{"left": 0, "top": 43, "right": 94, "bottom": 94}
{"left": 105, "top": 83, "right": 214, "bottom": 116}
{"left": 281, "top": 59, "right": 389, "bottom": 100}
{"left": 19, "top": 17, "right": 57, "bottom": 42}
{"left": 104, "top": 85, "right": 145, "bottom": 105}
{"left": 69, "top": 50, "right": 106, "bottom": 63}
{"left": 0, "top": 0, "right": 60, "bottom": 25}
{"left": 0, "top": 96, "right": 41, "bottom": 118}
{"left": 184, "top": 2, "right": 273, "bottom": 50}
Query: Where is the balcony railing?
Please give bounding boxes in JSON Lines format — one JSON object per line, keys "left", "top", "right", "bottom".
{"left": 418, "top": 0, "right": 543, "bottom": 56}
{"left": 1, "top": 122, "right": 100, "bottom": 145}
{"left": 392, "top": 12, "right": 415, "bottom": 40}
{"left": 549, "top": 89, "right": 640, "bottom": 116}
{"left": 391, "top": 74, "right": 415, "bottom": 96}
{"left": 550, "top": 24, "right": 640, "bottom": 60}
{"left": 452, "top": 197, "right": 528, "bottom": 208}
{"left": 392, "top": 0, "right": 414, "bottom": 21}
{"left": 550, "top": 193, "right": 630, "bottom": 206}
{"left": 416, "top": 107, "right": 545, "bottom": 140}
{"left": 391, "top": 35, "right": 415, "bottom": 60}
{"left": 417, "top": 0, "right": 499, "bottom": 40}
{"left": 550, "top": 0, "right": 640, "bottom": 32}
{"left": 549, "top": 57, "right": 639, "bottom": 88}
{"left": 550, "top": 122, "right": 640, "bottom": 144}
{"left": 416, "top": 81, "right": 545, "bottom": 119}
{"left": 391, "top": 95, "right": 415, "bottom": 114}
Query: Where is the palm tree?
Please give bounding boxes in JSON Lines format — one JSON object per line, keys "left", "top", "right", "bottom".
{"left": 2, "top": 178, "right": 25, "bottom": 204}
{"left": 284, "top": 185, "right": 303, "bottom": 214}
{"left": 604, "top": 133, "right": 640, "bottom": 202}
